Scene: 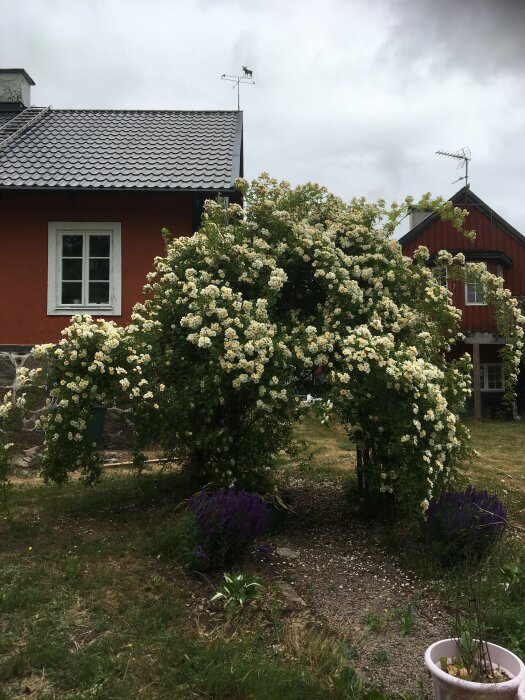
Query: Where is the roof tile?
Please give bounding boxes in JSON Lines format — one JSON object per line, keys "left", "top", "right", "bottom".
{"left": 0, "top": 108, "right": 242, "bottom": 191}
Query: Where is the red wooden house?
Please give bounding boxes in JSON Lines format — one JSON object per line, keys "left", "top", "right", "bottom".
{"left": 0, "top": 69, "right": 243, "bottom": 353}
{"left": 400, "top": 186, "right": 525, "bottom": 416}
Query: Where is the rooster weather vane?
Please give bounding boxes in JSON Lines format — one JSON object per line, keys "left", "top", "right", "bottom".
{"left": 221, "top": 66, "right": 255, "bottom": 110}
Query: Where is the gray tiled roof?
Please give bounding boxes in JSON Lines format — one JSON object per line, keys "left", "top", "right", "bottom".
{"left": 0, "top": 109, "right": 243, "bottom": 191}
{"left": 0, "top": 111, "right": 19, "bottom": 127}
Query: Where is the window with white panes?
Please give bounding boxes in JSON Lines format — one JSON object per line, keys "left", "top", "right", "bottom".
{"left": 465, "top": 262, "right": 486, "bottom": 305}
{"left": 479, "top": 364, "right": 505, "bottom": 391}
{"left": 48, "top": 223, "right": 121, "bottom": 315}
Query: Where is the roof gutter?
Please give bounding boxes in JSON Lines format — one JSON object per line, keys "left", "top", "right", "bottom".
{"left": 0, "top": 185, "right": 239, "bottom": 195}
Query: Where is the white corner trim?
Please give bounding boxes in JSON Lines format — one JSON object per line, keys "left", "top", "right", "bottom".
{"left": 47, "top": 222, "right": 122, "bottom": 316}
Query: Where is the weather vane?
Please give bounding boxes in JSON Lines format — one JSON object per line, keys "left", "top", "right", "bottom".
{"left": 436, "top": 147, "right": 472, "bottom": 189}
{"left": 221, "top": 66, "right": 255, "bottom": 110}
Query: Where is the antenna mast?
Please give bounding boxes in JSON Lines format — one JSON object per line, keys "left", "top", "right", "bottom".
{"left": 436, "top": 147, "right": 471, "bottom": 189}
{"left": 221, "top": 66, "right": 255, "bottom": 110}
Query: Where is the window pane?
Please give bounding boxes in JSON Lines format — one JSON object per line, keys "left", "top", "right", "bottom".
{"left": 89, "top": 258, "right": 110, "bottom": 281}
{"left": 62, "top": 282, "right": 83, "bottom": 304}
{"left": 62, "top": 235, "right": 83, "bottom": 257}
{"left": 488, "top": 366, "right": 503, "bottom": 389}
{"left": 89, "top": 235, "right": 110, "bottom": 257}
{"left": 466, "top": 282, "right": 484, "bottom": 303}
{"left": 89, "top": 282, "right": 110, "bottom": 304}
{"left": 62, "top": 259, "right": 83, "bottom": 281}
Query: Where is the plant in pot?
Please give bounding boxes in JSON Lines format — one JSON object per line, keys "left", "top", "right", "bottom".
{"left": 425, "top": 632, "right": 525, "bottom": 700}
{"left": 426, "top": 607, "right": 525, "bottom": 699}
{"left": 424, "top": 487, "right": 525, "bottom": 698}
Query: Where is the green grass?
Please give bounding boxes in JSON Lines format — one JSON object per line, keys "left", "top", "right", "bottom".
{"left": 0, "top": 467, "right": 362, "bottom": 699}
{"left": 466, "top": 419, "right": 525, "bottom": 527}
{"left": 2, "top": 415, "right": 524, "bottom": 698}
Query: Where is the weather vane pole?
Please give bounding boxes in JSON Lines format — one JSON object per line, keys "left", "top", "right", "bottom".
{"left": 221, "top": 66, "right": 255, "bottom": 110}
{"left": 436, "top": 146, "right": 472, "bottom": 190}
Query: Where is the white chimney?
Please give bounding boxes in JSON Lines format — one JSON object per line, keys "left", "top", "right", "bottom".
{"left": 409, "top": 209, "right": 431, "bottom": 230}
{"left": 0, "top": 69, "right": 35, "bottom": 109}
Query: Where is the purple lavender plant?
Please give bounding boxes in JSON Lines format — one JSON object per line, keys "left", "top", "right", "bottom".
{"left": 422, "top": 486, "right": 507, "bottom": 563}
{"left": 188, "top": 489, "right": 272, "bottom": 569}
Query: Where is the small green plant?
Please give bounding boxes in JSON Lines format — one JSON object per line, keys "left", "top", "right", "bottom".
{"left": 398, "top": 603, "right": 416, "bottom": 636}
{"left": 340, "top": 640, "right": 359, "bottom": 661}
{"left": 372, "top": 649, "right": 389, "bottom": 664}
{"left": 210, "top": 572, "right": 264, "bottom": 610}
{"left": 499, "top": 559, "right": 525, "bottom": 593}
{"left": 442, "top": 587, "right": 509, "bottom": 683}
{"left": 331, "top": 666, "right": 386, "bottom": 700}
{"left": 365, "top": 611, "right": 382, "bottom": 632}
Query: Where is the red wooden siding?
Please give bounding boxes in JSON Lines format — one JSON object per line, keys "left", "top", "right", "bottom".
{"left": 402, "top": 204, "right": 525, "bottom": 333}
{"left": 0, "top": 190, "right": 193, "bottom": 345}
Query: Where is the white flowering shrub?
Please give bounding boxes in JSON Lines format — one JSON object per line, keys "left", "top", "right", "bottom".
{"left": 25, "top": 317, "right": 151, "bottom": 484}
{"left": 0, "top": 391, "right": 27, "bottom": 495}
{"left": 1, "top": 175, "right": 523, "bottom": 512}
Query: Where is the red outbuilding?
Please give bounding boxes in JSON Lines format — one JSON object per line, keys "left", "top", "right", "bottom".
{"left": 400, "top": 186, "right": 525, "bottom": 417}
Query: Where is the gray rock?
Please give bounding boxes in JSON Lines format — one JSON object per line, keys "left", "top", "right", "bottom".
{"left": 276, "top": 547, "right": 300, "bottom": 559}
{"left": 12, "top": 446, "right": 40, "bottom": 468}
{"left": 278, "top": 581, "right": 307, "bottom": 607}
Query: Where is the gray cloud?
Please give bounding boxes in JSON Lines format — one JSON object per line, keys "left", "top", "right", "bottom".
{"left": 1, "top": 0, "right": 524, "bottom": 234}
{"left": 383, "top": 0, "right": 525, "bottom": 81}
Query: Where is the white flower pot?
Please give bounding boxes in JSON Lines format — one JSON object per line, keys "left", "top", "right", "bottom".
{"left": 517, "top": 679, "right": 525, "bottom": 700}
{"left": 425, "top": 639, "right": 525, "bottom": 700}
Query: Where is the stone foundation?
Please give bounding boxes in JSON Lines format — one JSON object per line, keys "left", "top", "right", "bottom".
{"left": 1, "top": 348, "right": 134, "bottom": 459}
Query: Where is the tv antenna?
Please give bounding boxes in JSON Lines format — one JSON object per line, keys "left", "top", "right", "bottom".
{"left": 221, "top": 66, "right": 255, "bottom": 110}
{"left": 436, "top": 147, "right": 471, "bottom": 188}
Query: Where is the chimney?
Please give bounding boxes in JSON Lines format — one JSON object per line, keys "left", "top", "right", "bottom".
{"left": 409, "top": 208, "right": 431, "bottom": 230}
{"left": 0, "top": 69, "right": 35, "bottom": 111}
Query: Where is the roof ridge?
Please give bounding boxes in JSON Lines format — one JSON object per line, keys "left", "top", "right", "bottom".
{"left": 399, "top": 186, "right": 525, "bottom": 249}
{"left": 50, "top": 108, "right": 241, "bottom": 114}
{"left": 0, "top": 106, "right": 51, "bottom": 150}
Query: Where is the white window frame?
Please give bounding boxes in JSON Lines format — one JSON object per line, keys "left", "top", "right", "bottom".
{"left": 431, "top": 265, "right": 448, "bottom": 288}
{"left": 47, "top": 222, "right": 121, "bottom": 316}
{"left": 465, "top": 262, "right": 486, "bottom": 306}
{"left": 479, "top": 363, "right": 505, "bottom": 392}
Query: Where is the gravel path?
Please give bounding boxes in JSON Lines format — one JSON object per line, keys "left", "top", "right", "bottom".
{"left": 268, "top": 478, "right": 451, "bottom": 698}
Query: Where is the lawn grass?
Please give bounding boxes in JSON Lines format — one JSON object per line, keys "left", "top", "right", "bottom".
{"left": 292, "top": 413, "right": 525, "bottom": 526}
{"left": 1, "top": 415, "right": 524, "bottom": 698}
{"left": 466, "top": 419, "right": 525, "bottom": 527}
{"left": 0, "top": 469, "right": 356, "bottom": 700}
{"left": 287, "top": 416, "right": 355, "bottom": 476}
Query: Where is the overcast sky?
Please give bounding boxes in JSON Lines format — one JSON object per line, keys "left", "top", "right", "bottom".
{"left": 2, "top": 0, "right": 525, "bottom": 236}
